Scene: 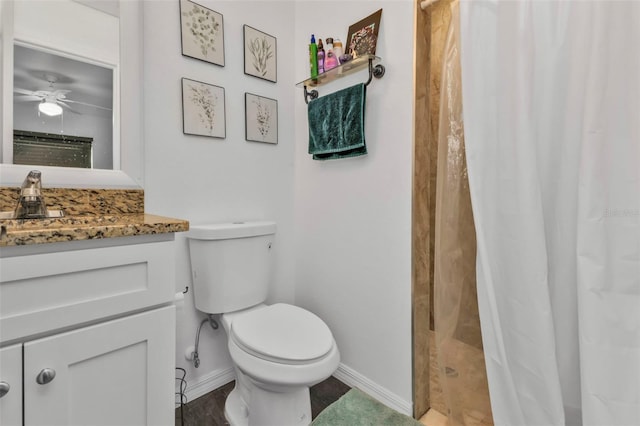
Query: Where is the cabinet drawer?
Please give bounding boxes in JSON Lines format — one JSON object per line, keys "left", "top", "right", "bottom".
{"left": 0, "top": 240, "right": 175, "bottom": 344}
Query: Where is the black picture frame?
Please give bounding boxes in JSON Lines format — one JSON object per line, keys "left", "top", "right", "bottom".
{"left": 243, "top": 25, "right": 277, "bottom": 83}
{"left": 245, "top": 93, "right": 278, "bottom": 144}
{"left": 180, "top": 0, "right": 225, "bottom": 67}
{"left": 181, "top": 77, "right": 226, "bottom": 139}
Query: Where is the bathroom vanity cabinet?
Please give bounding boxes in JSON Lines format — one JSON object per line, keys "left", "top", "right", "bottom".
{"left": 0, "top": 235, "right": 178, "bottom": 426}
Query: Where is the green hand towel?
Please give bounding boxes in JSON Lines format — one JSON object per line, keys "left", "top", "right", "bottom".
{"left": 308, "top": 83, "right": 367, "bottom": 160}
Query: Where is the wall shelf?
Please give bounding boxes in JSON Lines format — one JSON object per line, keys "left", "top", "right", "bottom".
{"left": 296, "top": 54, "right": 385, "bottom": 104}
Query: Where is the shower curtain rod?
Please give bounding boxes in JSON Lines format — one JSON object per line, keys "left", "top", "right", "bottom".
{"left": 421, "top": 0, "right": 440, "bottom": 10}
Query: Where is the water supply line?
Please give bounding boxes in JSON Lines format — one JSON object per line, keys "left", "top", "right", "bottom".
{"left": 192, "top": 314, "right": 219, "bottom": 368}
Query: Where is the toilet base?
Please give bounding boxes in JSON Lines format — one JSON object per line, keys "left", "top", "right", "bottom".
{"left": 225, "top": 369, "right": 312, "bottom": 426}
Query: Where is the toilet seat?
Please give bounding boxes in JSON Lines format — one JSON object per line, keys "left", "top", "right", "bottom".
{"left": 230, "top": 303, "right": 334, "bottom": 364}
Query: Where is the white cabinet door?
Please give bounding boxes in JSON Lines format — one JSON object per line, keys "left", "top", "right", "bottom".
{"left": 0, "top": 344, "right": 22, "bottom": 426}
{"left": 24, "top": 306, "right": 175, "bottom": 426}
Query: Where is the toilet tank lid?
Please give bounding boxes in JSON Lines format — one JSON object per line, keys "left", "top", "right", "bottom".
{"left": 187, "top": 221, "right": 276, "bottom": 240}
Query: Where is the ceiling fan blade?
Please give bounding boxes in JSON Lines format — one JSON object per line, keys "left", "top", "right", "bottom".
{"left": 53, "top": 89, "right": 71, "bottom": 99}
{"left": 57, "top": 101, "right": 82, "bottom": 115}
{"left": 64, "top": 99, "right": 112, "bottom": 111}
{"left": 14, "top": 87, "right": 35, "bottom": 95}
{"left": 15, "top": 95, "right": 42, "bottom": 102}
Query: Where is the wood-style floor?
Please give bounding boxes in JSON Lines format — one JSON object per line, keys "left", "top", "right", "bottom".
{"left": 175, "top": 376, "right": 351, "bottom": 426}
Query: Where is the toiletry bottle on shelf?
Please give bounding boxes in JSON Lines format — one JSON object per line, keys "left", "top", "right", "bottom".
{"left": 309, "top": 34, "right": 318, "bottom": 78}
{"left": 333, "top": 39, "right": 344, "bottom": 64}
{"left": 317, "top": 38, "right": 325, "bottom": 74}
{"left": 324, "top": 37, "right": 338, "bottom": 71}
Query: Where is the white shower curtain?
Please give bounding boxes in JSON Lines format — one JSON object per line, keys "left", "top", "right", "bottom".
{"left": 459, "top": 1, "right": 640, "bottom": 425}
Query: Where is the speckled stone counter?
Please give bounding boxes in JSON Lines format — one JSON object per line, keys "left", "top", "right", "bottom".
{"left": 0, "top": 187, "right": 189, "bottom": 247}
{"left": 0, "top": 214, "right": 189, "bottom": 246}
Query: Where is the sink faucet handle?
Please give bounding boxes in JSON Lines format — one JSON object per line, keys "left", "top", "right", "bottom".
{"left": 21, "top": 170, "right": 43, "bottom": 190}
{"left": 20, "top": 170, "right": 43, "bottom": 199}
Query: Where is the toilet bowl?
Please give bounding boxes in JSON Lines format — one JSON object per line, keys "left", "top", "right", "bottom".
{"left": 222, "top": 304, "right": 339, "bottom": 425}
{"left": 186, "top": 222, "right": 340, "bottom": 426}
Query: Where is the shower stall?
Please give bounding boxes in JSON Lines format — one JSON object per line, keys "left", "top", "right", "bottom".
{"left": 414, "top": 1, "right": 639, "bottom": 425}
{"left": 412, "top": 0, "right": 493, "bottom": 424}
{"left": 432, "top": 2, "right": 492, "bottom": 425}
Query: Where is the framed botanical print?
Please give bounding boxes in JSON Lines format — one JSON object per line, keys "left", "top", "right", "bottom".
{"left": 243, "top": 25, "right": 277, "bottom": 83}
{"left": 180, "top": 0, "right": 225, "bottom": 66}
{"left": 182, "top": 78, "right": 226, "bottom": 139}
{"left": 245, "top": 93, "right": 278, "bottom": 144}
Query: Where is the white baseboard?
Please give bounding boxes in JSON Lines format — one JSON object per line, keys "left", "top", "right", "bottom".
{"left": 177, "top": 363, "right": 414, "bottom": 418}
{"left": 181, "top": 367, "right": 235, "bottom": 404}
{"left": 333, "top": 363, "right": 413, "bottom": 416}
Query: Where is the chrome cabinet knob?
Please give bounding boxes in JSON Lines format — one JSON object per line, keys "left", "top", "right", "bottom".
{"left": 36, "top": 368, "right": 56, "bottom": 385}
{"left": 0, "top": 381, "right": 9, "bottom": 398}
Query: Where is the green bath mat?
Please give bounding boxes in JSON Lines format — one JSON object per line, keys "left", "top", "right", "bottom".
{"left": 311, "top": 388, "right": 422, "bottom": 426}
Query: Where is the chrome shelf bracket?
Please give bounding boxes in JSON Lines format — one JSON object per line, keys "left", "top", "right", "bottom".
{"left": 304, "top": 86, "right": 319, "bottom": 105}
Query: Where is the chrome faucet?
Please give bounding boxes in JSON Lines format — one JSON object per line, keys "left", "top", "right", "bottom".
{"left": 14, "top": 170, "right": 49, "bottom": 219}
{"left": 0, "top": 170, "right": 65, "bottom": 220}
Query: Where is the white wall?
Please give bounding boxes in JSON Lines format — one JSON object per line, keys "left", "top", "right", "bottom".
{"left": 293, "top": 1, "right": 415, "bottom": 413}
{"left": 143, "top": 0, "right": 415, "bottom": 412}
{"left": 142, "top": 0, "right": 296, "bottom": 398}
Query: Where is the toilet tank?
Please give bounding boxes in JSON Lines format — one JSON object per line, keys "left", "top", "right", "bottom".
{"left": 187, "top": 221, "right": 276, "bottom": 314}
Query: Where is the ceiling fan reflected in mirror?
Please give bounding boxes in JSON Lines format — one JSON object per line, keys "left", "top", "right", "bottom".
{"left": 14, "top": 75, "right": 112, "bottom": 117}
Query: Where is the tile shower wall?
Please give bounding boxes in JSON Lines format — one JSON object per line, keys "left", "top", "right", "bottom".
{"left": 413, "top": 0, "right": 433, "bottom": 417}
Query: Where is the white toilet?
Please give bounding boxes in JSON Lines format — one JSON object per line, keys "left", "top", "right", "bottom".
{"left": 186, "top": 221, "right": 340, "bottom": 426}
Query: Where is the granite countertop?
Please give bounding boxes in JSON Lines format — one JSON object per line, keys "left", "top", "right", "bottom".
{"left": 0, "top": 214, "right": 189, "bottom": 247}
{"left": 0, "top": 187, "right": 188, "bottom": 247}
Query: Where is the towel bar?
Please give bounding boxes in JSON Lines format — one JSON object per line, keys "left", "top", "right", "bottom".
{"left": 301, "top": 56, "right": 385, "bottom": 104}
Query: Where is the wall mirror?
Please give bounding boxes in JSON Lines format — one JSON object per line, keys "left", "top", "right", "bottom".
{"left": 13, "top": 44, "right": 115, "bottom": 169}
{"left": 0, "top": 0, "right": 143, "bottom": 189}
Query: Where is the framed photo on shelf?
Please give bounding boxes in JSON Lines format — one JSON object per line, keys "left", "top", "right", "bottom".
{"left": 180, "top": 0, "right": 225, "bottom": 67}
{"left": 245, "top": 93, "right": 278, "bottom": 144}
{"left": 182, "top": 77, "right": 226, "bottom": 139}
{"left": 243, "top": 25, "right": 277, "bottom": 83}
{"left": 345, "top": 8, "right": 382, "bottom": 57}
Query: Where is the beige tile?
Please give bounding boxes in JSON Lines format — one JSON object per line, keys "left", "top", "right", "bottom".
{"left": 420, "top": 409, "right": 449, "bottom": 426}
{"left": 412, "top": 0, "right": 434, "bottom": 418}
{"left": 431, "top": 332, "right": 494, "bottom": 426}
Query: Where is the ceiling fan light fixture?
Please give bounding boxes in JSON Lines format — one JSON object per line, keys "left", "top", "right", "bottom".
{"left": 38, "top": 101, "right": 63, "bottom": 117}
